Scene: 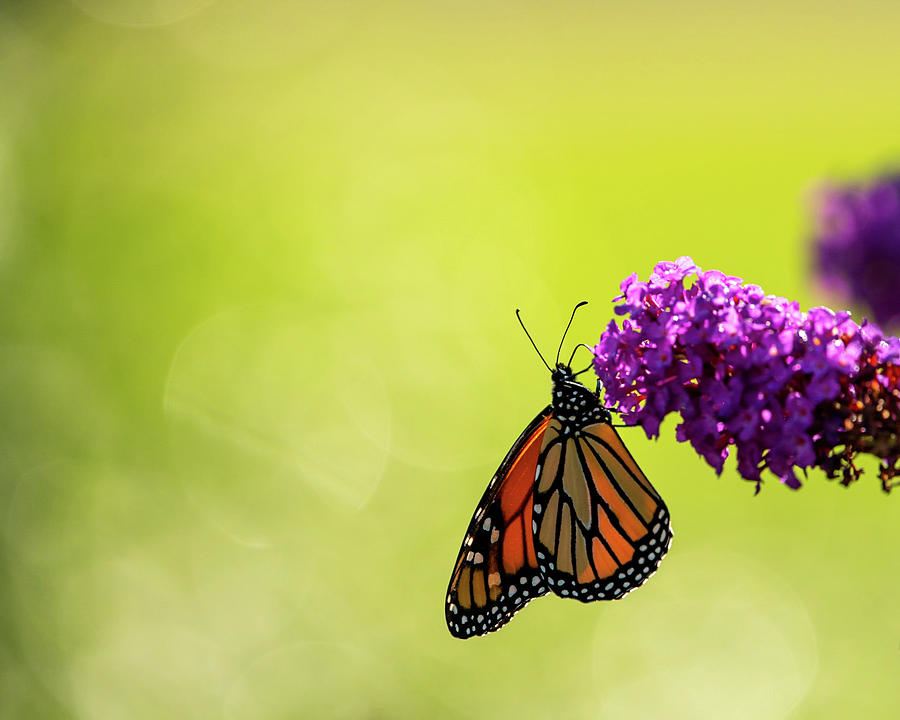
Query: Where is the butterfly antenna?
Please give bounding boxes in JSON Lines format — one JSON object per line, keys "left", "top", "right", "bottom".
{"left": 567, "top": 342, "right": 594, "bottom": 369}
{"left": 516, "top": 308, "right": 552, "bottom": 372}
{"left": 556, "top": 301, "right": 588, "bottom": 366}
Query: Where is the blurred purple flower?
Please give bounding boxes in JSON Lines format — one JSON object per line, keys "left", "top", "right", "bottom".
{"left": 813, "top": 174, "right": 900, "bottom": 328}
{"left": 594, "top": 257, "right": 900, "bottom": 492}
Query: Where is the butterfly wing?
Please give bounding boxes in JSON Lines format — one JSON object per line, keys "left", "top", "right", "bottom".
{"left": 445, "top": 407, "right": 553, "bottom": 638}
{"left": 532, "top": 419, "right": 672, "bottom": 601}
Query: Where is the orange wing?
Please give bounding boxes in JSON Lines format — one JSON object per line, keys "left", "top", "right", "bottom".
{"left": 532, "top": 419, "right": 672, "bottom": 601}
{"left": 446, "top": 407, "right": 552, "bottom": 638}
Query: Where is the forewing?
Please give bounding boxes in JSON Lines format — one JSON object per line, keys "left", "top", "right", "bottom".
{"left": 532, "top": 419, "right": 672, "bottom": 602}
{"left": 446, "top": 407, "right": 552, "bottom": 638}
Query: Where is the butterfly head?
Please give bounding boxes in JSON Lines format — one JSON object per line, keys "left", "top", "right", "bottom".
{"left": 551, "top": 363, "right": 575, "bottom": 383}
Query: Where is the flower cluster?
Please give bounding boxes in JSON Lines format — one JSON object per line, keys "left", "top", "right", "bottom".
{"left": 813, "top": 174, "right": 900, "bottom": 328}
{"left": 593, "top": 257, "right": 900, "bottom": 492}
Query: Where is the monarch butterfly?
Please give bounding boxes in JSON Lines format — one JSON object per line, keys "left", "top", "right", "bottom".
{"left": 445, "top": 302, "right": 672, "bottom": 638}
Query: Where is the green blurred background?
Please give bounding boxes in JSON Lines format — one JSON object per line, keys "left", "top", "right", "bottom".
{"left": 1, "top": 1, "right": 899, "bottom": 718}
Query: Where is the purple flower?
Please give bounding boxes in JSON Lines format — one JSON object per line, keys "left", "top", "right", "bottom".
{"left": 594, "top": 258, "right": 900, "bottom": 492}
{"left": 812, "top": 174, "right": 900, "bottom": 329}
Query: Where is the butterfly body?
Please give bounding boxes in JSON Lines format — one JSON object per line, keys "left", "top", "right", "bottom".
{"left": 446, "top": 361, "right": 672, "bottom": 639}
{"left": 548, "top": 363, "right": 611, "bottom": 431}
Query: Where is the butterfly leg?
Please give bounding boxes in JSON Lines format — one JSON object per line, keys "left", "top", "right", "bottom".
{"left": 594, "top": 380, "right": 628, "bottom": 426}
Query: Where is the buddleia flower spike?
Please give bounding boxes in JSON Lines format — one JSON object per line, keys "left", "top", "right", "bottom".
{"left": 594, "top": 257, "right": 900, "bottom": 492}
{"left": 812, "top": 173, "right": 900, "bottom": 329}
